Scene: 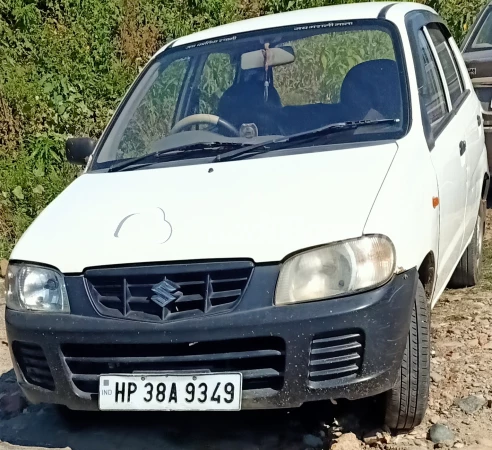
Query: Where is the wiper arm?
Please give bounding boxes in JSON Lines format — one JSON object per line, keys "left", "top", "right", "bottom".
{"left": 108, "top": 142, "right": 245, "bottom": 172}
{"left": 214, "top": 118, "right": 400, "bottom": 163}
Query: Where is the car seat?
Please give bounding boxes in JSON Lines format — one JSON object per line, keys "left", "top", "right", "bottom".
{"left": 340, "top": 59, "right": 402, "bottom": 121}
{"left": 217, "top": 68, "right": 283, "bottom": 135}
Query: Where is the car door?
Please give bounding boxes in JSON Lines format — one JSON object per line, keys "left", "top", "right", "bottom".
{"left": 415, "top": 29, "right": 467, "bottom": 296}
{"left": 426, "top": 23, "right": 484, "bottom": 251}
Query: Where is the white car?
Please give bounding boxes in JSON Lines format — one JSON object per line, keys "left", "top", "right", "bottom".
{"left": 4, "top": 1, "right": 489, "bottom": 431}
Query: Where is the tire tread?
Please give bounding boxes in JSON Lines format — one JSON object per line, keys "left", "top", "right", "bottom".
{"left": 385, "top": 281, "right": 430, "bottom": 431}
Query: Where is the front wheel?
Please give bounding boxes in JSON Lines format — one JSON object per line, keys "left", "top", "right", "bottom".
{"left": 384, "top": 281, "right": 430, "bottom": 431}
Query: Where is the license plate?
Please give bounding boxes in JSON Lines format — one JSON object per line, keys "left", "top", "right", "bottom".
{"left": 98, "top": 373, "right": 242, "bottom": 411}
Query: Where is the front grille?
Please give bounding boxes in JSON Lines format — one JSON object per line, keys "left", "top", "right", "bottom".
{"left": 62, "top": 338, "right": 285, "bottom": 394}
{"left": 13, "top": 342, "right": 55, "bottom": 391}
{"left": 85, "top": 262, "right": 253, "bottom": 322}
{"left": 308, "top": 332, "right": 363, "bottom": 387}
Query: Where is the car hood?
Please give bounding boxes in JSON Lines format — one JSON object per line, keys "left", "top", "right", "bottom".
{"left": 11, "top": 143, "right": 397, "bottom": 273}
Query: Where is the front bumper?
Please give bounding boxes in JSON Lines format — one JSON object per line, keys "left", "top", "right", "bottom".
{"left": 6, "top": 268, "right": 417, "bottom": 410}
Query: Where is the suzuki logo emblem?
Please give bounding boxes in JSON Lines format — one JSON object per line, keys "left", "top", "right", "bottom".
{"left": 151, "top": 279, "right": 182, "bottom": 307}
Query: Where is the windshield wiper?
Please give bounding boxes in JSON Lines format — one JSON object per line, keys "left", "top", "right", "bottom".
{"left": 108, "top": 142, "right": 246, "bottom": 172}
{"left": 214, "top": 118, "right": 400, "bottom": 163}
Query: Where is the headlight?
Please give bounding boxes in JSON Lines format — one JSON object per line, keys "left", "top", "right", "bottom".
{"left": 275, "top": 235, "right": 395, "bottom": 305}
{"left": 5, "top": 264, "right": 70, "bottom": 313}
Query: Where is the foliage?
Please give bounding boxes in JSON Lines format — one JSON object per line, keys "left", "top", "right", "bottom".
{"left": 426, "top": 0, "right": 487, "bottom": 44}
{"left": 119, "top": 58, "right": 191, "bottom": 158}
{"left": 274, "top": 29, "right": 394, "bottom": 105}
{"left": 0, "top": 0, "right": 489, "bottom": 259}
{"left": 0, "top": 153, "right": 78, "bottom": 258}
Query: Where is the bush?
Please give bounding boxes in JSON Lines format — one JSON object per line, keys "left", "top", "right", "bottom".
{"left": 0, "top": 153, "right": 78, "bottom": 258}
{"left": 0, "top": 0, "right": 488, "bottom": 259}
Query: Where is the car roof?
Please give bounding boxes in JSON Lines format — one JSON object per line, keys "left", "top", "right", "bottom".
{"left": 165, "top": 1, "right": 437, "bottom": 50}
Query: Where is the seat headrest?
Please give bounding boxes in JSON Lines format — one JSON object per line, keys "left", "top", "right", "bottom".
{"left": 340, "top": 59, "right": 402, "bottom": 119}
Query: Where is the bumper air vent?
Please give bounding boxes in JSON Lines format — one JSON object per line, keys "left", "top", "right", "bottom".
{"left": 308, "top": 332, "right": 363, "bottom": 387}
{"left": 13, "top": 342, "right": 55, "bottom": 391}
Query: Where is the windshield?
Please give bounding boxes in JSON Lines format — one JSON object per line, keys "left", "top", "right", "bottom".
{"left": 464, "top": 7, "right": 492, "bottom": 52}
{"left": 91, "top": 19, "right": 408, "bottom": 171}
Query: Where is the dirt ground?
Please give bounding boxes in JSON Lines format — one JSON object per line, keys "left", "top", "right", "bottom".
{"left": 1, "top": 216, "right": 492, "bottom": 449}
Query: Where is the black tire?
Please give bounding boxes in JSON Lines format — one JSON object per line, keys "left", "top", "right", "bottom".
{"left": 384, "top": 280, "right": 430, "bottom": 431}
{"left": 448, "top": 200, "right": 485, "bottom": 288}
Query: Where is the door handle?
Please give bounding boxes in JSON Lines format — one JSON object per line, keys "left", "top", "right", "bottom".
{"left": 478, "top": 115, "right": 482, "bottom": 126}
{"left": 459, "top": 140, "right": 467, "bottom": 156}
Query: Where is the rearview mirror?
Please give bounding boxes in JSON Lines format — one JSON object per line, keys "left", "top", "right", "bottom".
{"left": 66, "top": 137, "right": 97, "bottom": 165}
{"left": 241, "top": 46, "right": 295, "bottom": 70}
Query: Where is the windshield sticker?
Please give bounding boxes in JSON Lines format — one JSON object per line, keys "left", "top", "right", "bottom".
{"left": 185, "top": 22, "right": 355, "bottom": 49}
{"left": 186, "top": 36, "right": 237, "bottom": 49}
{"left": 294, "top": 21, "right": 354, "bottom": 31}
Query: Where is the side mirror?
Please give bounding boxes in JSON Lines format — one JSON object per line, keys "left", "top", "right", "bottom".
{"left": 65, "top": 137, "right": 97, "bottom": 165}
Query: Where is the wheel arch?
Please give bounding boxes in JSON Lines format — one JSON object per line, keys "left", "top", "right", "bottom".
{"left": 418, "top": 251, "right": 436, "bottom": 301}
{"left": 482, "top": 172, "right": 490, "bottom": 200}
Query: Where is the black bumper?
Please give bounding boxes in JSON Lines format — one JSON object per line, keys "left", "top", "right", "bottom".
{"left": 6, "top": 269, "right": 417, "bottom": 410}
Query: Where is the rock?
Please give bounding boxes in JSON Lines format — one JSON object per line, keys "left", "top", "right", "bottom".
{"left": 454, "top": 395, "right": 487, "bottom": 414}
{"left": 477, "top": 438, "right": 492, "bottom": 447}
{"left": 302, "top": 434, "right": 323, "bottom": 448}
{"left": 468, "top": 338, "right": 480, "bottom": 347}
{"left": 362, "top": 429, "right": 391, "bottom": 445}
{"left": 331, "top": 433, "right": 361, "bottom": 450}
{"left": 429, "top": 414, "right": 440, "bottom": 424}
{"left": 0, "top": 391, "right": 27, "bottom": 417}
{"left": 479, "top": 333, "right": 489, "bottom": 346}
{"left": 429, "top": 424, "right": 454, "bottom": 444}
{"left": 453, "top": 443, "right": 464, "bottom": 448}
{"left": 431, "top": 371, "right": 443, "bottom": 383}
{"left": 484, "top": 341, "right": 492, "bottom": 350}
{"left": 0, "top": 259, "right": 8, "bottom": 278}
{"left": 362, "top": 431, "right": 378, "bottom": 445}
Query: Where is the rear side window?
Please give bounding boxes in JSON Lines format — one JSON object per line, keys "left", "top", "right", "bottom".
{"left": 417, "top": 31, "right": 448, "bottom": 128}
{"left": 468, "top": 7, "right": 492, "bottom": 51}
{"left": 426, "top": 24, "right": 464, "bottom": 107}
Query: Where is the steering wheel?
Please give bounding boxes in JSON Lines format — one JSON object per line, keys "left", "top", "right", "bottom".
{"left": 170, "top": 114, "right": 240, "bottom": 137}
